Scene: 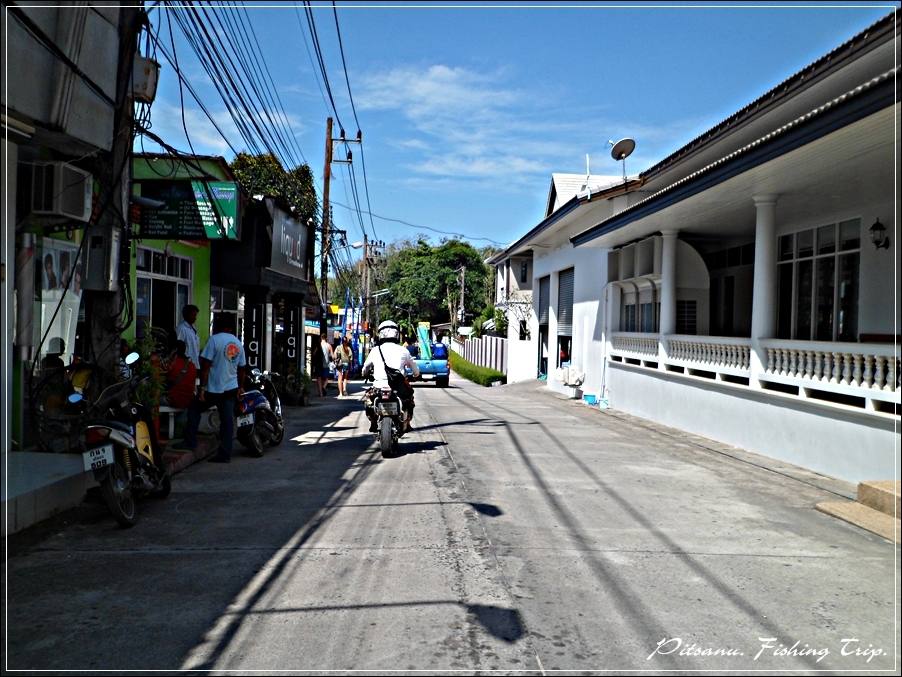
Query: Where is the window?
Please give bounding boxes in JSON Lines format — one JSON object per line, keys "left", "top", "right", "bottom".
{"left": 676, "top": 300, "right": 697, "bottom": 335}
{"left": 621, "top": 303, "right": 637, "bottom": 332}
{"left": 211, "top": 285, "right": 243, "bottom": 339}
{"left": 776, "top": 220, "right": 860, "bottom": 341}
{"left": 136, "top": 247, "right": 194, "bottom": 339}
{"left": 519, "top": 261, "right": 528, "bottom": 284}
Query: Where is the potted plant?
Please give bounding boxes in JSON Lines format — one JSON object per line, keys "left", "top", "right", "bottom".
{"left": 133, "top": 334, "right": 166, "bottom": 440}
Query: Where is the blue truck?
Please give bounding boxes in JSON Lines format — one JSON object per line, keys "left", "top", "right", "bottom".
{"left": 405, "top": 324, "right": 450, "bottom": 387}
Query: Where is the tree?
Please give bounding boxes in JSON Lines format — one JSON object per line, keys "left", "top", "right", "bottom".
{"left": 375, "top": 238, "right": 490, "bottom": 329}
{"left": 229, "top": 153, "right": 318, "bottom": 224}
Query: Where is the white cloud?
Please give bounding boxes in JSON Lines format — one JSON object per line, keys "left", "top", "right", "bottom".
{"left": 357, "top": 63, "right": 702, "bottom": 188}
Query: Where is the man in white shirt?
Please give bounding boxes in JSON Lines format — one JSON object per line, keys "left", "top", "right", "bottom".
{"left": 362, "top": 320, "right": 420, "bottom": 432}
{"left": 176, "top": 304, "right": 201, "bottom": 369}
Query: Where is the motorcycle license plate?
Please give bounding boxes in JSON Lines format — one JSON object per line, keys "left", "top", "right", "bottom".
{"left": 377, "top": 402, "right": 399, "bottom": 415}
{"left": 237, "top": 414, "right": 254, "bottom": 427}
{"left": 83, "top": 444, "right": 114, "bottom": 472}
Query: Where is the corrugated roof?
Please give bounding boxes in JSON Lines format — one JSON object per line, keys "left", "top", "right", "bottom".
{"left": 640, "top": 11, "right": 896, "bottom": 180}
{"left": 572, "top": 67, "right": 897, "bottom": 246}
{"left": 547, "top": 173, "right": 622, "bottom": 215}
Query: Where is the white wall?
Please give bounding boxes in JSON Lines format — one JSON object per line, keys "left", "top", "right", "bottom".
{"left": 533, "top": 246, "right": 608, "bottom": 398}
{"left": 775, "top": 197, "right": 899, "bottom": 339}
{"left": 608, "top": 363, "right": 900, "bottom": 483}
{"left": 857, "top": 196, "right": 899, "bottom": 337}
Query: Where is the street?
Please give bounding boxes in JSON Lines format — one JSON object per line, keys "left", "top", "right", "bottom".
{"left": 5, "top": 376, "right": 899, "bottom": 674}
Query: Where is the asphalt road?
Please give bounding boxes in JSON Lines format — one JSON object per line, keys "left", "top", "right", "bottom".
{"left": 4, "top": 375, "right": 899, "bottom": 674}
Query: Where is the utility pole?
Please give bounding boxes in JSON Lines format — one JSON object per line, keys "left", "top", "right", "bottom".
{"left": 362, "top": 233, "right": 370, "bottom": 332}
{"left": 319, "top": 121, "right": 361, "bottom": 335}
{"left": 459, "top": 265, "right": 466, "bottom": 327}
{"left": 319, "top": 117, "right": 333, "bottom": 335}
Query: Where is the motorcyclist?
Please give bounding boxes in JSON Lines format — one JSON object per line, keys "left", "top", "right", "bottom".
{"left": 362, "top": 320, "right": 420, "bottom": 433}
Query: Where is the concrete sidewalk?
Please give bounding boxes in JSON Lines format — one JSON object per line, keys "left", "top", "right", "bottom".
{"left": 5, "top": 427, "right": 231, "bottom": 536}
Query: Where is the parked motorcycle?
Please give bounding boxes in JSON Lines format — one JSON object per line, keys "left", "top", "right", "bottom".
{"left": 68, "top": 352, "right": 171, "bottom": 527}
{"left": 236, "top": 368, "right": 284, "bottom": 457}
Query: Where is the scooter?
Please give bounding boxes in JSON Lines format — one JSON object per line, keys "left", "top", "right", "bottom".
{"left": 236, "top": 368, "right": 284, "bottom": 457}
{"left": 69, "top": 352, "right": 171, "bottom": 527}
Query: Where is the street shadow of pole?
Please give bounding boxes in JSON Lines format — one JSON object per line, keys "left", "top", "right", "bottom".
{"left": 467, "top": 603, "right": 524, "bottom": 642}
{"left": 438, "top": 386, "right": 825, "bottom": 672}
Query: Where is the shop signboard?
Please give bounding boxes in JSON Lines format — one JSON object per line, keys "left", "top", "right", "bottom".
{"left": 137, "top": 180, "right": 239, "bottom": 240}
{"left": 268, "top": 202, "right": 309, "bottom": 279}
{"left": 245, "top": 303, "right": 265, "bottom": 370}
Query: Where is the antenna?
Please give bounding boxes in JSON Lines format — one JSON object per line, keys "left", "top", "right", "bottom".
{"left": 609, "top": 138, "right": 636, "bottom": 183}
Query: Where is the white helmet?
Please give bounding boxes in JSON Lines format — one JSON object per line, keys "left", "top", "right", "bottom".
{"left": 377, "top": 320, "right": 400, "bottom": 343}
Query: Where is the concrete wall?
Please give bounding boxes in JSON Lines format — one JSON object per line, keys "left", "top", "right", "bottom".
{"left": 5, "top": 6, "right": 120, "bottom": 151}
{"left": 533, "top": 246, "right": 607, "bottom": 398}
{"left": 608, "top": 363, "right": 900, "bottom": 483}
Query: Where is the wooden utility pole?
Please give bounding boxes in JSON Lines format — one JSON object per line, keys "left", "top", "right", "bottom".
{"left": 319, "top": 116, "right": 333, "bottom": 335}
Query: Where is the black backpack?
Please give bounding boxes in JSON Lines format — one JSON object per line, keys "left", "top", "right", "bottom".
{"left": 377, "top": 346, "right": 413, "bottom": 399}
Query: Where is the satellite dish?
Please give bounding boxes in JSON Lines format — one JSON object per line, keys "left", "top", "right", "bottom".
{"left": 610, "top": 138, "right": 635, "bottom": 161}
{"left": 609, "top": 138, "right": 636, "bottom": 183}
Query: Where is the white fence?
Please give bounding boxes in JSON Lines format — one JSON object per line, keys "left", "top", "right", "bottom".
{"left": 451, "top": 336, "right": 508, "bottom": 373}
{"left": 609, "top": 332, "right": 900, "bottom": 414}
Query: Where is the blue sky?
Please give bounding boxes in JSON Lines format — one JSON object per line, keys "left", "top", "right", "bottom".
{"left": 143, "top": 2, "right": 895, "bottom": 251}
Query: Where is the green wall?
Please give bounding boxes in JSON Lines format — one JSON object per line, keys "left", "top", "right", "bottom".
{"left": 123, "top": 240, "right": 211, "bottom": 347}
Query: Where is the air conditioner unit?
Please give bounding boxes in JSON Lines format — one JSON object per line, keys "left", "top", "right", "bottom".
{"left": 28, "top": 162, "right": 93, "bottom": 222}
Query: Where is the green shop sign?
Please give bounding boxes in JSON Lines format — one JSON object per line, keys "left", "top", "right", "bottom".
{"left": 137, "top": 180, "right": 239, "bottom": 240}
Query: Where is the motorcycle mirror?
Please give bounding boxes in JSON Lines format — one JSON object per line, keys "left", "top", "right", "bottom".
{"left": 251, "top": 368, "right": 262, "bottom": 377}
{"left": 125, "top": 351, "right": 141, "bottom": 366}
{"left": 68, "top": 393, "right": 84, "bottom": 404}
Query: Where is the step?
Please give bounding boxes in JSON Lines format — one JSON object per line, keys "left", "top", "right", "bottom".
{"left": 857, "top": 480, "right": 900, "bottom": 517}
{"left": 816, "top": 500, "right": 900, "bottom": 544}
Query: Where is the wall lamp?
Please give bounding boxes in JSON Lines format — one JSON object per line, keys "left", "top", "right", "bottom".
{"left": 869, "top": 219, "right": 889, "bottom": 250}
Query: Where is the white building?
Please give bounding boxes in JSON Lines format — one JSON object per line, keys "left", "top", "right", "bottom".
{"left": 492, "top": 13, "right": 900, "bottom": 482}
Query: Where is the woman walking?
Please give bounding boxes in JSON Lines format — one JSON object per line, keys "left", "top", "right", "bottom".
{"left": 316, "top": 333, "right": 335, "bottom": 397}
{"left": 335, "top": 336, "right": 353, "bottom": 396}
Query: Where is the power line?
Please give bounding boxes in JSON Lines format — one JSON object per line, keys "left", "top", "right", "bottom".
{"left": 302, "top": 0, "right": 345, "bottom": 132}
{"left": 328, "top": 200, "right": 507, "bottom": 245}
{"left": 201, "top": 2, "right": 304, "bottom": 169}
{"left": 331, "top": 2, "right": 378, "bottom": 240}
{"left": 238, "top": 4, "right": 310, "bottom": 166}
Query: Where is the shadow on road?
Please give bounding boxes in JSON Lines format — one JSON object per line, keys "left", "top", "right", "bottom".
{"left": 4, "top": 383, "right": 408, "bottom": 672}
{"left": 436, "top": 384, "right": 829, "bottom": 672}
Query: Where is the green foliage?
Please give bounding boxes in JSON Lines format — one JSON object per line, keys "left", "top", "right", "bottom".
{"left": 494, "top": 308, "right": 508, "bottom": 335}
{"left": 449, "top": 351, "right": 506, "bottom": 387}
{"left": 377, "top": 238, "right": 490, "bottom": 328}
{"left": 229, "top": 153, "right": 318, "bottom": 222}
{"left": 133, "top": 334, "right": 165, "bottom": 410}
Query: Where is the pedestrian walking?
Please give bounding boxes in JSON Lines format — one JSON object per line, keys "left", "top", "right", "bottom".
{"left": 335, "top": 336, "right": 353, "bottom": 396}
{"left": 316, "top": 333, "right": 335, "bottom": 397}
{"left": 175, "top": 315, "right": 246, "bottom": 463}
{"left": 176, "top": 304, "right": 201, "bottom": 369}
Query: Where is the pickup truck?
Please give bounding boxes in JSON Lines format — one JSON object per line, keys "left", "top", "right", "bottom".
{"left": 406, "top": 342, "right": 450, "bottom": 387}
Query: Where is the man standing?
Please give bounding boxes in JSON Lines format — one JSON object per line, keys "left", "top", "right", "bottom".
{"left": 176, "top": 304, "right": 201, "bottom": 369}
{"left": 176, "top": 315, "right": 246, "bottom": 463}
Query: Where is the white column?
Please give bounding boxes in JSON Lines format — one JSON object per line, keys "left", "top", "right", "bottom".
{"left": 659, "top": 231, "right": 678, "bottom": 335}
{"left": 750, "top": 195, "right": 779, "bottom": 387}
{"left": 658, "top": 231, "right": 678, "bottom": 368}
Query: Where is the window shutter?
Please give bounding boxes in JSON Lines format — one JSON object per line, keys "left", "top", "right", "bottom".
{"left": 557, "top": 268, "right": 574, "bottom": 335}
{"left": 538, "top": 276, "right": 550, "bottom": 325}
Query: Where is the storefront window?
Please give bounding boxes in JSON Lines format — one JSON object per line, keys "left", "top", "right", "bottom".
{"left": 136, "top": 246, "right": 193, "bottom": 342}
